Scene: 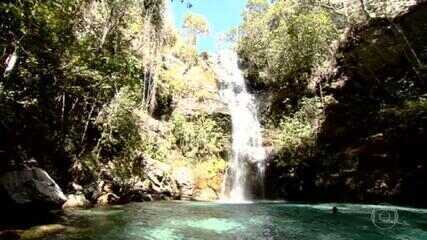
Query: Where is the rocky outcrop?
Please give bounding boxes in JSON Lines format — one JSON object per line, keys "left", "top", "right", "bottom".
{"left": 318, "top": 0, "right": 427, "bottom": 176}
{"left": 156, "top": 54, "right": 229, "bottom": 119}
{"left": 326, "top": 0, "right": 425, "bottom": 22}
{"left": 69, "top": 155, "right": 185, "bottom": 206}
{"left": 0, "top": 167, "right": 67, "bottom": 210}
{"left": 173, "top": 96, "right": 229, "bottom": 117}
{"left": 192, "top": 188, "right": 218, "bottom": 201}
{"left": 349, "top": 0, "right": 424, "bottom": 19}
{"left": 96, "top": 193, "right": 120, "bottom": 206}
{"left": 62, "top": 194, "right": 91, "bottom": 209}
{"left": 265, "top": 1, "right": 427, "bottom": 207}
{"left": 172, "top": 167, "right": 194, "bottom": 200}
{"left": 140, "top": 157, "right": 179, "bottom": 199}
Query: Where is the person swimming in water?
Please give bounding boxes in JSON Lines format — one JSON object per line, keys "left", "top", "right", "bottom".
{"left": 332, "top": 206, "right": 338, "bottom": 214}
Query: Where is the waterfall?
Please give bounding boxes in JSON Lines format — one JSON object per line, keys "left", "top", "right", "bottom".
{"left": 215, "top": 50, "right": 266, "bottom": 202}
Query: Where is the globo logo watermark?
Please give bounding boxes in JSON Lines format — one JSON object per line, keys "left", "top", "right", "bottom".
{"left": 371, "top": 207, "right": 399, "bottom": 230}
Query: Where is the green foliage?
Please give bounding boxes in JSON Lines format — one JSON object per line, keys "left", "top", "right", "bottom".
{"left": 379, "top": 98, "right": 427, "bottom": 127}
{"left": 238, "top": 0, "right": 338, "bottom": 91}
{"left": 183, "top": 12, "right": 209, "bottom": 45}
{"left": 183, "top": 12, "right": 209, "bottom": 35}
{"left": 275, "top": 97, "right": 323, "bottom": 166}
{"left": 158, "top": 62, "right": 188, "bottom": 97}
{"left": 0, "top": 0, "right": 232, "bottom": 193}
{"left": 95, "top": 87, "right": 140, "bottom": 160}
{"left": 138, "top": 115, "right": 174, "bottom": 162}
{"left": 172, "top": 113, "right": 228, "bottom": 162}
{"left": 402, "top": 99, "right": 427, "bottom": 113}
{"left": 0, "top": 0, "right": 167, "bottom": 173}
{"left": 172, "top": 39, "right": 199, "bottom": 65}
{"left": 1, "top": 0, "right": 90, "bottom": 166}
{"left": 193, "top": 156, "right": 227, "bottom": 191}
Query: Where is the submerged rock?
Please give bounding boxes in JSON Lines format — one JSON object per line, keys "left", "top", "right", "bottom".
{"left": 20, "top": 224, "right": 66, "bottom": 240}
{"left": 0, "top": 225, "right": 69, "bottom": 240}
{"left": 0, "top": 167, "right": 67, "bottom": 209}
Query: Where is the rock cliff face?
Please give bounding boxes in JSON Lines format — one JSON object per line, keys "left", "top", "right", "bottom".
{"left": 264, "top": 1, "right": 427, "bottom": 207}
{"left": 156, "top": 54, "right": 229, "bottom": 119}
{"left": 331, "top": 0, "right": 424, "bottom": 20}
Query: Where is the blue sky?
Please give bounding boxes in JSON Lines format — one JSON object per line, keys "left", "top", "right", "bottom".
{"left": 168, "top": 0, "right": 247, "bottom": 53}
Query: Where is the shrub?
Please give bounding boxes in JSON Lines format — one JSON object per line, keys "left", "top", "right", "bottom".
{"left": 275, "top": 97, "right": 323, "bottom": 166}
{"left": 95, "top": 87, "right": 141, "bottom": 160}
{"left": 171, "top": 113, "right": 228, "bottom": 162}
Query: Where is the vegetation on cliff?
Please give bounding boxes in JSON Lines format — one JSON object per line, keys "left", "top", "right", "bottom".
{"left": 236, "top": 0, "right": 427, "bottom": 205}
{"left": 0, "top": 0, "right": 230, "bottom": 207}
{"left": 0, "top": 0, "right": 165, "bottom": 174}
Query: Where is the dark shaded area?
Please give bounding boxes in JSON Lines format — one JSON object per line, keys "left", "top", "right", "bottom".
{"left": 265, "top": 3, "right": 427, "bottom": 207}
{"left": 0, "top": 206, "right": 63, "bottom": 231}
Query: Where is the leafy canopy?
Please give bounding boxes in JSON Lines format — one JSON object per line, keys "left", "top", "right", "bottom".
{"left": 237, "top": 0, "right": 338, "bottom": 91}
{"left": 183, "top": 12, "right": 209, "bottom": 45}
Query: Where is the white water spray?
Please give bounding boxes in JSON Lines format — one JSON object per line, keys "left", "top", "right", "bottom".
{"left": 215, "top": 50, "right": 266, "bottom": 203}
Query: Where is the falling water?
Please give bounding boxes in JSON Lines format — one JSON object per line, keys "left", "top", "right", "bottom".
{"left": 215, "top": 50, "right": 266, "bottom": 202}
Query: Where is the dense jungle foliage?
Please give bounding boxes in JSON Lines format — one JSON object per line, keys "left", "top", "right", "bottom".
{"left": 0, "top": 0, "right": 230, "bottom": 190}
{"left": 0, "top": 0, "right": 160, "bottom": 178}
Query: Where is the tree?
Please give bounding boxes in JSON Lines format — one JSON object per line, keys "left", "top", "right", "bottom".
{"left": 0, "top": 0, "right": 166, "bottom": 175}
{"left": 245, "top": 0, "right": 269, "bottom": 14}
{"left": 237, "top": 0, "right": 338, "bottom": 94}
{"left": 182, "top": 12, "right": 209, "bottom": 46}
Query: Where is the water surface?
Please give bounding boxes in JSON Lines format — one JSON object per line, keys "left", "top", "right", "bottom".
{"left": 47, "top": 201, "right": 427, "bottom": 240}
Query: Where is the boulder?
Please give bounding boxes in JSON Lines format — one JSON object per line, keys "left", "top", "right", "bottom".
{"left": 62, "top": 194, "right": 91, "bottom": 209}
{"left": 97, "top": 193, "right": 120, "bottom": 206}
{"left": 0, "top": 167, "right": 67, "bottom": 209}
{"left": 71, "top": 182, "right": 83, "bottom": 193}
{"left": 173, "top": 167, "right": 194, "bottom": 200}
{"left": 141, "top": 193, "right": 154, "bottom": 202}
{"left": 142, "top": 157, "right": 179, "bottom": 197}
{"left": 134, "top": 179, "right": 151, "bottom": 192}
{"left": 358, "top": 0, "right": 423, "bottom": 19}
